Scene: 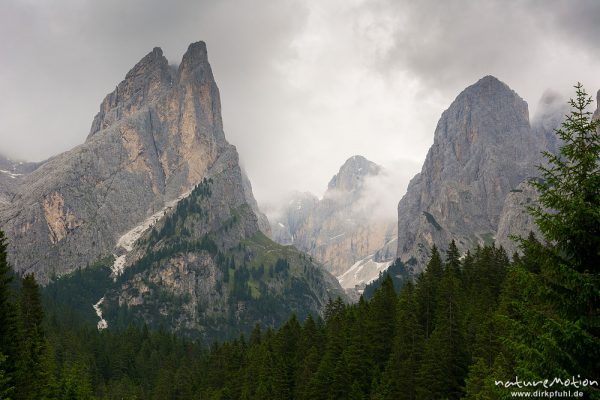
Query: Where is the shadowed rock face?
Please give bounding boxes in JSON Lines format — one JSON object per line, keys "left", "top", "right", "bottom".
{"left": 0, "top": 41, "right": 267, "bottom": 283}
{"left": 495, "top": 181, "right": 542, "bottom": 256}
{"left": 396, "top": 76, "right": 548, "bottom": 270}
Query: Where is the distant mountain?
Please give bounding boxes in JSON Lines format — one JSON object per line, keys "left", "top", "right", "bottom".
{"left": 271, "top": 155, "right": 397, "bottom": 290}
{"left": 396, "top": 76, "right": 549, "bottom": 269}
{"left": 0, "top": 154, "right": 39, "bottom": 207}
{"left": 1, "top": 41, "right": 344, "bottom": 339}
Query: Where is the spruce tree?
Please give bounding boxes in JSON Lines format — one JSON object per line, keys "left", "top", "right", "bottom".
{"left": 0, "top": 353, "right": 13, "bottom": 400}
{"left": 445, "top": 239, "right": 461, "bottom": 275}
{"left": 379, "top": 281, "right": 423, "bottom": 400}
{"left": 417, "top": 248, "right": 467, "bottom": 400}
{"left": 0, "top": 230, "right": 18, "bottom": 392}
{"left": 366, "top": 275, "right": 397, "bottom": 370}
{"left": 529, "top": 82, "right": 600, "bottom": 272}
{"left": 524, "top": 84, "right": 599, "bottom": 383}
{"left": 414, "top": 245, "right": 443, "bottom": 339}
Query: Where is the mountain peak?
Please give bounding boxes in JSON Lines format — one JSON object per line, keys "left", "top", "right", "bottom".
{"left": 327, "top": 155, "right": 381, "bottom": 192}
{"left": 123, "top": 46, "right": 169, "bottom": 81}
{"left": 183, "top": 41, "right": 207, "bottom": 58}
{"left": 178, "top": 41, "right": 210, "bottom": 79}
{"left": 462, "top": 75, "right": 517, "bottom": 98}
{"left": 434, "top": 75, "right": 529, "bottom": 145}
{"left": 397, "top": 75, "right": 539, "bottom": 270}
{"left": 88, "top": 45, "right": 172, "bottom": 137}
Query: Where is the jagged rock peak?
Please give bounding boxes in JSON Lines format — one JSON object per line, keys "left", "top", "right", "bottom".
{"left": 177, "top": 41, "right": 215, "bottom": 86}
{"left": 180, "top": 41, "right": 208, "bottom": 70}
{"left": 327, "top": 155, "right": 381, "bottom": 192}
{"left": 88, "top": 46, "right": 172, "bottom": 138}
{"left": 125, "top": 47, "right": 168, "bottom": 79}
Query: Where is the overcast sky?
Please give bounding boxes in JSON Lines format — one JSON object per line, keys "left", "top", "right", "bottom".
{"left": 1, "top": 0, "right": 599, "bottom": 215}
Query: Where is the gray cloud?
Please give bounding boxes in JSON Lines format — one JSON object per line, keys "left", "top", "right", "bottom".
{"left": 0, "top": 0, "right": 598, "bottom": 210}
{"left": 351, "top": 0, "right": 600, "bottom": 101}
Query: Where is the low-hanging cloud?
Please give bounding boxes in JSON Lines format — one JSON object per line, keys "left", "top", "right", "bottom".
{"left": 352, "top": 159, "right": 421, "bottom": 222}
{"left": 1, "top": 0, "right": 599, "bottom": 213}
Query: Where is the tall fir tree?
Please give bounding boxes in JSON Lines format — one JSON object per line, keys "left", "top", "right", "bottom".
{"left": 414, "top": 245, "right": 443, "bottom": 339}
{"left": 15, "top": 274, "right": 55, "bottom": 400}
{"left": 417, "top": 245, "right": 468, "bottom": 400}
{"left": 529, "top": 82, "right": 600, "bottom": 272}
{"left": 0, "top": 230, "right": 18, "bottom": 395}
{"left": 378, "top": 281, "right": 423, "bottom": 400}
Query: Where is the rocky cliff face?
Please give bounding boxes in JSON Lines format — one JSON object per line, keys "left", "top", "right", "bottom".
{"left": 494, "top": 90, "right": 569, "bottom": 254}
{"left": 396, "top": 76, "right": 547, "bottom": 269}
{"left": 0, "top": 42, "right": 268, "bottom": 283}
{"left": 495, "top": 181, "right": 542, "bottom": 255}
{"left": 271, "top": 155, "right": 397, "bottom": 288}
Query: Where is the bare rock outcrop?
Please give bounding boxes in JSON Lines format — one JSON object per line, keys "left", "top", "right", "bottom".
{"left": 396, "top": 76, "right": 547, "bottom": 270}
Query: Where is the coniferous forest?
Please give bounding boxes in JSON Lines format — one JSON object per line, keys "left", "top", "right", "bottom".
{"left": 0, "top": 87, "right": 598, "bottom": 399}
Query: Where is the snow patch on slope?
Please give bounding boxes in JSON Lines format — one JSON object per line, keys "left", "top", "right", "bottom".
{"left": 110, "top": 189, "right": 192, "bottom": 277}
{"left": 93, "top": 297, "right": 108, "bottom": 330}
{"left": 337, "top": 256, "right": 393, "bottom": 289}
{"left": 0, "top": 169, "right": 22, "bottom": 179}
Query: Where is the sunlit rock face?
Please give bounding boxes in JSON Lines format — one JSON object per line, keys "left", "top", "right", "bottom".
{"left": 0, "top": 41, "right": 267, "bottom": 283}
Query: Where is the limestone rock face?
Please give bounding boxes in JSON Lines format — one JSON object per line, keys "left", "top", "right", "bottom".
{"left": 396, "top": 76, "right": 547, "bottom": 270}
{"left": 495, "top": 181, "right": 542, "bottom": 255}
{"left": 493, "top": 90, "right": 570, "bottom": 254}
{"left": 271, "top": 155, "right": 397, "bottom": 287}
{"left": 0, "top": 42, "right": 267, "bottom": 283}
